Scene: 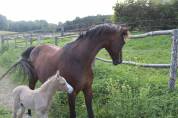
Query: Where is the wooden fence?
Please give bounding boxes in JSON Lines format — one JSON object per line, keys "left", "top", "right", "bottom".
{"left": 0, "top": 29, "right": 178, "bottom": 89}
{"left": 0, "top": 32, "right": 78, "bottom": 50}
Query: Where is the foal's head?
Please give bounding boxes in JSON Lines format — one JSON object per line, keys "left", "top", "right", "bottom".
{"left": 104, "top": 25, "right": 128, "bottom": 65}
{"left": 54, "top": 71, "right": 73, "bottom": 94}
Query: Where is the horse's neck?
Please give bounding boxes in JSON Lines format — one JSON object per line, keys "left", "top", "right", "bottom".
{"left": 68, "top": 39, "right": 104, "bottom": 66}
{"left": 39, "top": 79, "right": 57, "bottom": 100}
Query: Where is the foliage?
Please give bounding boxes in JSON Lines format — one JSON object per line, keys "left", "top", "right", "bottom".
{"left": 62, "top": 15, "right": 112, "bottom": 31}
{"left": 0, "top": 14, "right": 112, "bottom": 33}
{"left": 0, "top": 14, "right": 57, "bottom": 32}
{"left": 0, "top": 107, "right": 11, "bottom": 118}
{"left": 0, "top": 15, "right": 8, "bottom": 30}
{"left": 113, "top": 0, "right": 178, "bottom": 31}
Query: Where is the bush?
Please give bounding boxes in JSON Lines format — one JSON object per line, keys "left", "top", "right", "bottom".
{"left": 113, "top": 0, "right": 178, "bottom": 31}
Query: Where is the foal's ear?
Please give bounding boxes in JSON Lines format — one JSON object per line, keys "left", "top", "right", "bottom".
{"left": 56, "top": 70, "right": 60, "bottom": 77}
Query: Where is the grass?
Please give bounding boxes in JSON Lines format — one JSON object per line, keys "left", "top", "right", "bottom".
{"left": 0, "top": 107, "right": 11, "bottom": 118}
{"left": 1, "top": 34, "right": 178, "bottom": 118}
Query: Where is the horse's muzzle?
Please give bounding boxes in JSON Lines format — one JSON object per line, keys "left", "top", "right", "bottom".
{"left": 113, "top": 59, "right": 122, "bottom": 65}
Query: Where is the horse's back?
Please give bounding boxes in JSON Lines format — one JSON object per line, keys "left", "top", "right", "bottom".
{"left": 29, "top": 44, "right": 62, "bottom": 82}
{"left": 30, "top": 44, "right": 61, "bottom": 62}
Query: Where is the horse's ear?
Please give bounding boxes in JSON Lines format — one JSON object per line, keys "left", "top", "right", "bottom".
{"left": 120, "top": 27, "right": 129, "bottom": 40}
{"left": 121, "top": 27, "right": 128, "bottom": 36}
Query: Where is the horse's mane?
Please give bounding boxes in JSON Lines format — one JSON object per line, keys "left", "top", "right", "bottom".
{"left": 76, "top": 24, "right": 119, "bottom": 40}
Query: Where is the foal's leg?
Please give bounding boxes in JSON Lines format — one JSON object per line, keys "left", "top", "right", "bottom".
{"left": 13, "top": 97, "right": 21, "bottom": 118}
{"left": 36, "top": 111, "right": 48, "bottom": 118}
{"left": 28, "top": 78, "right": 38, "bottom": 116}
{"left": 68, "top": 91, "right": 78, "bottom": 118}
{"left": 83, "top": 85, "right": 94, "bottom": 118}
{"left": 42, "top": 112, "right": 48, "bottom": 118}
{"left": 18, "top": 106, "right": 25, "bottom": 118}
{"left": 12, "top": 103, "right": 20, "bottom": 118}
{"left": 36, "top": 111, "right": 43, "bottom": 118}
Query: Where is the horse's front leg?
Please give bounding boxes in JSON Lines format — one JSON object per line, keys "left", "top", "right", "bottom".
{"left": 83, "top": 85, "right": 94, "bottom": 118}
{"left": 68, "top": 91, "right": 77, "bottom": 118}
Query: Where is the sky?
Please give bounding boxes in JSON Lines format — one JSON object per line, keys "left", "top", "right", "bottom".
{"left": 0, "top": 0, "right": 119, "bottom": 24}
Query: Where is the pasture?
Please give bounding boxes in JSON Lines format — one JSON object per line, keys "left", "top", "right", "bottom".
{"left": 0, "top": 34, "right": 178, "bottom": 118}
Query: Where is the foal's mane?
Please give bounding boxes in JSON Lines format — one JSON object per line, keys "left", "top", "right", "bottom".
{"left": 76, "top": 24, "right": 119, "bottom": 40}
{"left": 39, "top": 74, "right": 57, "bottom": 90}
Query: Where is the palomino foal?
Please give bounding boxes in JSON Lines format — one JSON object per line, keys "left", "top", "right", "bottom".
{"left": 12, "top": 71, "right": 73, "bottom": 118}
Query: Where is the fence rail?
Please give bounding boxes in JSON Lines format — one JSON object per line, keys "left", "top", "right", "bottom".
{"left": 130, "top": 30, "right": 173, "bottom": 39}
{"left": 0, "top": 32, "right": 78, "bottom": 50}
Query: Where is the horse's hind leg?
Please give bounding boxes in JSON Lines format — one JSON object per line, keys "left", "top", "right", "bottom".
{"left": 28, "top": 78, "right": 38, "bottom": 116}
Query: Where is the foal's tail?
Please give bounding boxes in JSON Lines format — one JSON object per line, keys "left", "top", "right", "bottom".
{"left": 0, "top": 46, "right": 36, "bottom": 80}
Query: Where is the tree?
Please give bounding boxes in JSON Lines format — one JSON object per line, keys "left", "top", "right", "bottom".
{"left": 63, "top": 15, "right": 112, "bottom": 31}
{"left": 0, "top": 15, "right": 8, "bottom": 30}
{"left": 113, "top": 0, "right": 178, "bottom": 31}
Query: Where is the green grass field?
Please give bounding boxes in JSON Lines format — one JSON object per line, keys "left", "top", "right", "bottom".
{"left": 1, "top": 35, "right": 178, "bottom": 118}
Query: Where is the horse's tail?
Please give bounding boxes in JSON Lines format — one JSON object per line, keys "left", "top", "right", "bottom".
{"left": 0, "top": 46, "right": 36, "bottom": 80}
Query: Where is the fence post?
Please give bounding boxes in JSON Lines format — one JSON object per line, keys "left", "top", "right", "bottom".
{"left": 6, "top": 37, "right": 9, "bottom": 48}
{"left": 168, "top": 29, "right": 178, "bottom": 89}
{"left": 54, "top": 36, "right": 58, "bottom": 45}
{"left": 15, "top": 35, "right": 18, "bottom": 48}
{"left": 29, "top": 33, "right": 33, "bottom": 46}
{"left": 0, "top": 35, "right": 1, "bottom": 51}
{"left": 24, "top": 34, "right": 27, "bottom": 48}
{"left": 37, "top": 34, "right": 41, "bottom": 45}
{"left": 61, "top": 25, "right": 64, "bottom": 36}
{"left": 1, "top": 35, "right": 4, "bottom": 50}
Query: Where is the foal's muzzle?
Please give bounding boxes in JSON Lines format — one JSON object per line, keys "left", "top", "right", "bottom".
{"left": 66, "top": 83, "right": 74, "bottom": 94}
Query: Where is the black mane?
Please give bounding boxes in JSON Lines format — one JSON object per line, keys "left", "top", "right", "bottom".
{"left": 77, "top": 24, "right": 119, "bottom": 40}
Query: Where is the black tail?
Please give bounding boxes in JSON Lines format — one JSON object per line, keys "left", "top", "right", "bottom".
{"left": 0, "top": 46, "right": 36, "bottom": 80}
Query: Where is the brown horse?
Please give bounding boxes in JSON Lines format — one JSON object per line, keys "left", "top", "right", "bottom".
{"left": 1, "top": 24, "right": 128, "bottom": 118}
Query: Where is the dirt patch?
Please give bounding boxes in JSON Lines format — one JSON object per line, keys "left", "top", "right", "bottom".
{"left": 0, "top": 68, "right": 38, "bottom": 118}
{"left": 0, "top": 68, "right": 16, "bottom": 111}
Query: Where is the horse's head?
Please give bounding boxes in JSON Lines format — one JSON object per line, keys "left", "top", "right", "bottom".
{"left": 55, "top": 70, "right": 73, "bottom": 94}
{"left": 105, "top": 26, "right": 128, "bottom": 65}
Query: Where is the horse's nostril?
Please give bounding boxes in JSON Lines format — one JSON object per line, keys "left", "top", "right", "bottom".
{"left": 113, "top": 60, "right": 122, "bottom": 65}
{"left": 118, "top": 60, "right": 122, "bottom": 64}
{"left": 113, "top": 60, "right": 119, "bottom": 65}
